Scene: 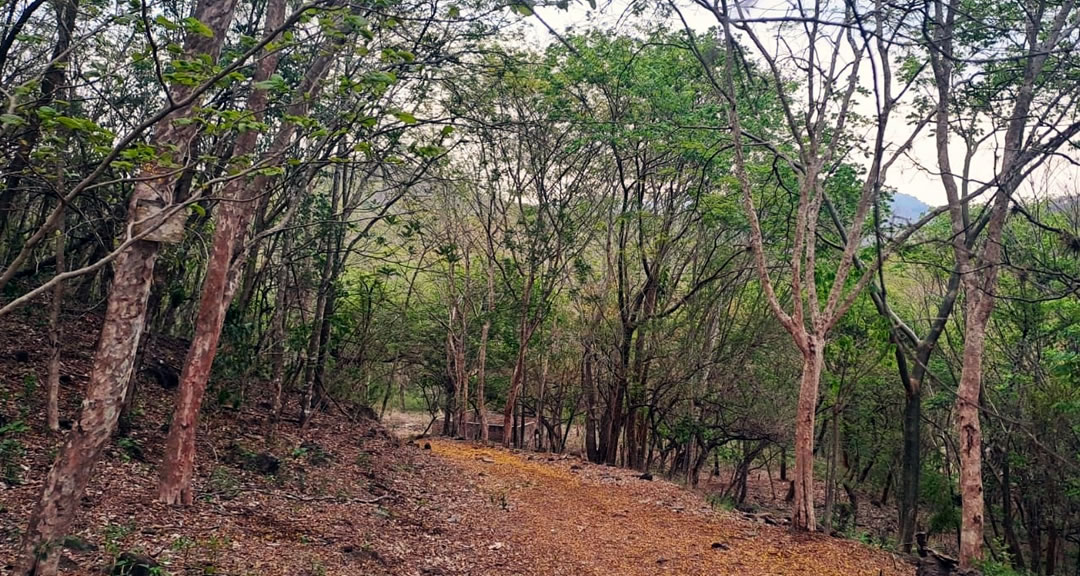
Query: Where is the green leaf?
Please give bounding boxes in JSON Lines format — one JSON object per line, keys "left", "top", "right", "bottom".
{"left": 189, "top": 203, "right": 206, "bottom": 217}
{"left": 55, "top": 116, "right": 92, "bottom": 131}
{"left": 182, "top": 17, "right": 215, "bottom": 38}
{"left": 0, "top": 114, "right": 24, "bottom": 127}
{"left": 155, "top": 15, "right": 179, "bottom": 31}
{"left": 394, "top": 111, "right": 417, "bottom": 125}
{"left": 253, "top": 74, "right": 288, "bottom": 92}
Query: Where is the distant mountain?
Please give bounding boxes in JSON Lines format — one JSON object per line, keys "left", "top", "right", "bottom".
{"left": 890, "top": 193, "right": 931, "bottom": 223}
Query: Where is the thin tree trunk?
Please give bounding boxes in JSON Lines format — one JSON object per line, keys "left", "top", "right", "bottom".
{"left": 1046, "top": 521, "right": 1058, "bottom": 576}
{"left": 1028, "top": 497, "right": 1042, "bottom": 575}
{"left": 535, "top": 336, "right": 549, "bottom": 451}
{"left": 451, "top": 246, "right": 469, "bottom": 438}
{"left": 1001, "top": 448, "right": 1026, "bottom": 570}
{"left": 158, "top": 0, "right": 286, "bottom": 505}
{"left": 266, "top": 230, "right": 293, "bottom": 440}
{"left": 502, "top": 274, "right": 533, "bottom": 447}
{"left": 824, "top": 401, "right": 840, "bottom": 533}
{"left": 45, "top": 200, "right": 66, "bottom": 432}
{"left": 503, "top": 348, "right": 524, "bottom": 446}
{"left": 302, "top": 248, "right": 332, "bottom": 425}
{"left": 474, "top": 250, "right": 494, "bottom": 442}
{"left": 583, "top": 349, "right": 598, "bottom": 462}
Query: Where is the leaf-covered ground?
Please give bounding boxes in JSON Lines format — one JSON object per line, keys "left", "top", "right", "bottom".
{"left": 0, "top": 308, "right": 913, "bottom": 575}
{"left": 427, "top": 439, "right": 913, "bottom": 576}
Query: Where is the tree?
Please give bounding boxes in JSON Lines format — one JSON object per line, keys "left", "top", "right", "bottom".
{"left": 924, "top": 0, "right": 1080, "bottom": 564}
{"left": 157, "top": 0, "right": 290, "bottom": 507}
{"left": 14, "top": 1, "right": 240, "bottom": 571}
{"left": 684, "top": 0, "right": 926, "bottom": 529}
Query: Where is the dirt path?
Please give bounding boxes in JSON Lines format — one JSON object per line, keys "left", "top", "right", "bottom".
{"left": 427, "top": 439, "right": 913, "bottom": 576}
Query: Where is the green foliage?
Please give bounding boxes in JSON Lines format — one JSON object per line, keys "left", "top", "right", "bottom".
{"left": 0, "top": 420, "right": 28, "bottom": 485}
{"left": 978, "top": 558, "right": 1027, "bottom": 576}
{"left": 706, "top": 493, "right": 736, "bottom": 511}
{"left": 103, "top": 522, "right": 135, "bottom": 558}
{"left": 921, "top": 465, "right": 960, "bottom": 536}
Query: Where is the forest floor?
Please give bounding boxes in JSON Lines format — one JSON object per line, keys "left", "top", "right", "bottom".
{"left": 0, "top": 307, "right": 914, "bottom": 575}
{"left": 425, "top": 440, "right": 913, "bottom": 575}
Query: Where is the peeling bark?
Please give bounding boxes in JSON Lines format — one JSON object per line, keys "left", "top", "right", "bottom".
{"left": 14, "top": 2, "right": 238, "bottom": 569}
{"left": 158, "top": 0, "right": 287, "bottom": 505}
{"left": 792, "top": 338, "right": 824, "bottom": 531}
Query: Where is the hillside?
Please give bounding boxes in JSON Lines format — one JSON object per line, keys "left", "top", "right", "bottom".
{"left": 890, "top": 193, "right": 932, "bottom": 223}
{"left": 0, "top": 311, "right": 916, "bottom": 575}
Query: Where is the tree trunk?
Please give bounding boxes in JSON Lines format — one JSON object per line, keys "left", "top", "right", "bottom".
{"left": 311, "top": 289, "right": 336, "bottom": 414}
{"left": 1001, "top": 449, "right": 1025, "bottom": 570}
{"left": 300, "top": 167, "right": 345, "bottom": 427}
{"left": 158, "top": 0, "right": 285, "bottom": 505}
{"left": 824, "top": 401, "right": 840, "bottom": 533}
{"left": 583, "top": 349, "right": 599, "bottom": 462}
{"left": 0, "top": 0, "right": 78, "bottom": 240}
{"left": 1028, "top": 497, "right": 1042, "bottom": 575}
{"left": 626, "top": 280, "right": 656, "bottom": 471}
{"left": 449, "top": 247, "right": 469, "bottom": 439}
{"left": 45, "top": 217, "right": 65, "bottom": 432}
{"left": 535, "top": 342, "right": 549, "bottom": 451}
{"left": 266, "top": 230, "right": 293, "bottom": 440}
{"left": 1046, "top": 521, "right": 1058, "bottom": 576}
{"left": 474, "top": 253, "right": 494, "bottom": 442}
{"left": 899, "top": 378, "right": 922, "bottom": 552}
{"left": 792, "top": 337, "right": 824, "bottom": 531}
{"left": 502, "top": 346, "right": 526, "bottom": 447}
{"left": 955, "top": 317, "right": 987, "bottom": 569}
{"left": 502, "top": 274, "right": 533, "bottom": 447}
{"left": 302, "top": 251, "right": 332, "bottom": 425}
{"left": 604, "top": 322, "right": 632, "bottom": 466}
{"left": 14, "top": 0, "right": 236, "bottom": 568}
{"left": 15, "top": 246, "right": 157, "bottom": 575}
{"left": 445, "top": 323, "right": 458, "bottom": 437}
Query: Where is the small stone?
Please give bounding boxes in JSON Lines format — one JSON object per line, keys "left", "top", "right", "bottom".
{"left": 711, "top": 542, "right": 729, "bottom": 550}
{"left": 488, "top": 542, "right": 504, "bottom": 550}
